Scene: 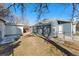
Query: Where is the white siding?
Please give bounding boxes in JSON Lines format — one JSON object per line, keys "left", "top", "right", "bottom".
{"left": 0, "top": 20, "right": 5, "bottom": 39}
{"left": 5, "top": 25, "right": 17, "bottom": 35}
{"left": 5, "top": 25, "right": 23, "bottom": 36}
{"left": 58, "top": 24, "right": 63, "bottom": 34}
{"left": 73, "top": 24, "right": 76, "bottom": 34}
{"left": 16, "top": 26, "right": 23, "bottom": 35}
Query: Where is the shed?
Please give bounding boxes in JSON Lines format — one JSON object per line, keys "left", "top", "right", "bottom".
{"left": 32, "top": 19, "right": 76, "bottom": 38}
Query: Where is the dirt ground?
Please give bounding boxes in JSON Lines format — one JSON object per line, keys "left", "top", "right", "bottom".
{"left": 13, "top": 32, "right": 64, "bottom": 56}
{"left": 51, "top": 37, "right": 79, "bottom": 56}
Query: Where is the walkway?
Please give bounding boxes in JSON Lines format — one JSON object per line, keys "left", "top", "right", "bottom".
{"left": 13, "top": 32, "right": 63, "bottom": 56}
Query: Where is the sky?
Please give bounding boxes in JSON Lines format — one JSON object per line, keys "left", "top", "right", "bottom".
{"left": 3, "top": 3, "right": 73, "bottom": 26}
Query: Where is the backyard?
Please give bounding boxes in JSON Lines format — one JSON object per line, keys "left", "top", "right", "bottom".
{"left": 13, "top": 32, "right": 64, "bottom": 56}
{"left": 0, "top": 32, "right": 79, "bottom": 56}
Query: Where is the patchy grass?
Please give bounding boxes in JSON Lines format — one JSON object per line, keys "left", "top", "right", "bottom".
{"left": 53, "top": 36, "right": 58, "bottom": 38}
{"left": 0, "top": 46, "right": 5, "bottom": 51}
{"left": 0, "top": 44, "right": 10, "bottom": 51}
{"left": 76, "top": 32, "right": 79, "bottom": 36}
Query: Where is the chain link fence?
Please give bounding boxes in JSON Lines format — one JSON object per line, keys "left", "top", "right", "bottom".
{"left": 30, "top": 22, "right": 79, "bottom": 42}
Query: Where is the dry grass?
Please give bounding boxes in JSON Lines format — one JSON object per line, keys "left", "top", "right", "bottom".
{"left": 13, "top": 33, "right": 63, "bottom": 56}
{"left": 61, "top": 41, "right": 79, "bottom": 55}
{"left": 76, "top": 32, "right": 79, "bottom": 36}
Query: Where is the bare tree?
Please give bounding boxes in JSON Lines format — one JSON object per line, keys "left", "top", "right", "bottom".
{"left": 33, "top": 3, "right": 49, "bottom": 20}
{"left": 4, "top": 3, "right": 49, "bottom": 21}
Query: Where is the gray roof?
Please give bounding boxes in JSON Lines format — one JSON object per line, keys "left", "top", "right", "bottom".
{"left": 33, "top": 18, "right": 72, "bottom": 26}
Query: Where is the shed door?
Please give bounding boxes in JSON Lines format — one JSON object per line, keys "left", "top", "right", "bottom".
{"left": 63, "top": 23, "right": 72, "bottom": 36}
{"left": 52, "top": 27, "right": 57, "bottom": 37}
{"left": 58, "top": 25, "right": 63, "bottom": 34}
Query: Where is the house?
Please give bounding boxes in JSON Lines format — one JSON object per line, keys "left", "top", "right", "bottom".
{"left": 76, "top": 21, "right": 79, "bottom": 31}
{"left": 0, "top": 20, "right": 24, "bottom": 44}
{"left": 16, "top": 23, "right": 24, "bottom": 35}
{"left": 0, "top": 17, "right": 24, "bottom": 44}
{"left": 5, "top": 22, "right": 24, "bottom": 36}
{"left": 32, "top": 18, "right": 77, "bottom": 38}
{"left": 0, "top": 7, "right": 25, "bottom": 44}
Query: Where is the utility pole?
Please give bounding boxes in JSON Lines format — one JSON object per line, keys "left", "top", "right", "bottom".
{"left": 71, "top": 3, "right": 75, "bottom": 40}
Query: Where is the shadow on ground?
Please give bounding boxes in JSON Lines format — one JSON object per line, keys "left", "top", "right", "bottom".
{"left": 0, "top": 41, "right": 21, "bottom": 56}
{"left": 24, "top": 34, "right": 35, "bottom": 38}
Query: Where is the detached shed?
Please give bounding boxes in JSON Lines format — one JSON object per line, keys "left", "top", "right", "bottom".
{"left": 32, "top": 19, "right": 76, "bottom": 38}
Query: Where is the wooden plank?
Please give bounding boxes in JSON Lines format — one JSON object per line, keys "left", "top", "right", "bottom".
{"left": 58, "top": 41, "right": 79, "bottom": 55}
{"left": 35, "top": 34, "right": 75, "bottom": 56}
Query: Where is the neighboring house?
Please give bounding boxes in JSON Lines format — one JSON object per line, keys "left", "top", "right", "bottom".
{"left": 5, "top": 23, "right": 24, "bottom": 36}
{"left": 4, "top": 13, "right": 24, "bottom": 36}
{"left": 0, "top": 7, "right": 25, "bottom": 44}
{"left": 0, "top": 17, "right": 24, "bottom": 44}
{"left": 16, "top": 24, "right": 24, "bottom": 35}
{"left": 32, "top": 19, "right": 77, "bottom": 38}
{"left": 76, "top": 21, "right": 79, "bottom": 31}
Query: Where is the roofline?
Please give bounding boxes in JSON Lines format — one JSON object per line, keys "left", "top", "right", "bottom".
{"left": 33, "top": 18, "right": 72, "bottom": 26}
{"left": 40, "top": 18, "right": 72, "bottom": 23}
{"left": 5, "top": 22, "right": 24, "bottom": 26}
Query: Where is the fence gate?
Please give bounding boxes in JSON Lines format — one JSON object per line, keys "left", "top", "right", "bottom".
{"left": 42, "top": 24, "right": 51, "bottom": 37}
